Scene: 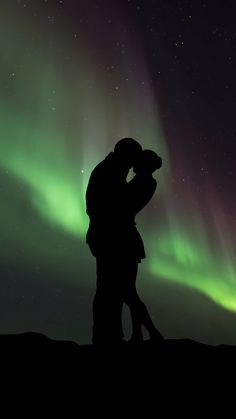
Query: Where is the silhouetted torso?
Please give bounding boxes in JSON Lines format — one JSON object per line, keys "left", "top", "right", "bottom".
{"left": 86, "top": 152, "right": 145, "bottom": 262}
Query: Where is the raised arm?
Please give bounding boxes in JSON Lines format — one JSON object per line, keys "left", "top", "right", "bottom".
{"left": 127, "top": 175, "right": 157, "bottom": 216}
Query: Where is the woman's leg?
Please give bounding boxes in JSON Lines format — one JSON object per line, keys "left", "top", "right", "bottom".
{"left": 123, "top": 261, "right": 163, "bottom": 342}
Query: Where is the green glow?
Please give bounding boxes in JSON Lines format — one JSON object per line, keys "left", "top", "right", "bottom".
{"left": 1, "top": 1, "right": 236, "bottom": 320}
{"left": 0, "top": 110, "right": 88, "bottom": 237}
{"left": 148, "top": 210, "right": 236, "bottom": 312}
{"left": 0, "top": 5, "right": 169, "bottom": 242}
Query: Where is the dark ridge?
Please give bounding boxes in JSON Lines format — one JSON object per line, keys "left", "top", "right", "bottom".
{"left": 1, "top": 332, "right": 235, "bottom": 356}
{"left": 1, "top": 332, "right": 235, "bottom": 395}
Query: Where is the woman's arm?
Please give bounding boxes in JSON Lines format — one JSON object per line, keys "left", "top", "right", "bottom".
{"left": 127, "top": 175, "right": 157, "bottom": 215}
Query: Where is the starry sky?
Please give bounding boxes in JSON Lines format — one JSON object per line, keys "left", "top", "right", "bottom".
{"left": 1, "top": 0, "right": 236, "bottom": 345}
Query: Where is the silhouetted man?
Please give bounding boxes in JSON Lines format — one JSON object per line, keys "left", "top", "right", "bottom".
{"left": 86, "top": 138, "right": 142, "bottom": 345}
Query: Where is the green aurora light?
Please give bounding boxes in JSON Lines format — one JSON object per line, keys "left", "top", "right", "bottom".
{"left": 0, "top": 2, "right": 236, "bottom": 321}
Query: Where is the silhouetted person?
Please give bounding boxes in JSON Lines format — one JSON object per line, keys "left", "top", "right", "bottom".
{"left": 124, "top": 149, "right": 164, "bottom": 343}
{"left": 86, "top": 138, "right": 142, "bottom": 345}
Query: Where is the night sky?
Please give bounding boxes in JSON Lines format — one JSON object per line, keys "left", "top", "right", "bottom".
{"left": 1, "top": 0, "right": 236, "bottom": 345}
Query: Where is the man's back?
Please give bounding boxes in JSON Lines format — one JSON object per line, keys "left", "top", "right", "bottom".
{"left": 86, "top": 152, "right": 132, "bottom": 257}
{"left": 86, "top": 152, "right": 128, "bottom": 226}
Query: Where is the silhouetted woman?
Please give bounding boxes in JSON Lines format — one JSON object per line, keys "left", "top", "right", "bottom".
{"left": 124, "top": 149, "right": 163, "bottom": 343}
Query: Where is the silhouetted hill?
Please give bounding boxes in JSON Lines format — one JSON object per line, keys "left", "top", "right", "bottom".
{"left": 1, "top": 332, "right": 235, "bottom": 399}
{"left": 1, "top": 331, "right": 235, "bottom": 361}
{"left": 0, "top": 331, "right": 79, "bottom": 351}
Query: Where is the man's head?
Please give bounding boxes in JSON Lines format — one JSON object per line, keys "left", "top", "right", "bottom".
{"left": 133, "top": 149, "right": 162, "bottom": 174}
{"left": 114, "top": 138, "right": 142, "bottom": 168}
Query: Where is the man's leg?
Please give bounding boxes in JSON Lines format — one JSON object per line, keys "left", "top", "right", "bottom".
{"left": 92, "top": 256, "right": 124, "bottom": 344}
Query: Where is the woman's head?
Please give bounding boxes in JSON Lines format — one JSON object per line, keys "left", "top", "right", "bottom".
{"left": 133, "top": 149, "right": 162, "bottom": 174}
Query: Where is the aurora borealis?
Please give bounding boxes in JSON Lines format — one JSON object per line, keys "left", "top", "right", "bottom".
{"left": 1, "top": 0, "right": 236, "bottom": 345}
